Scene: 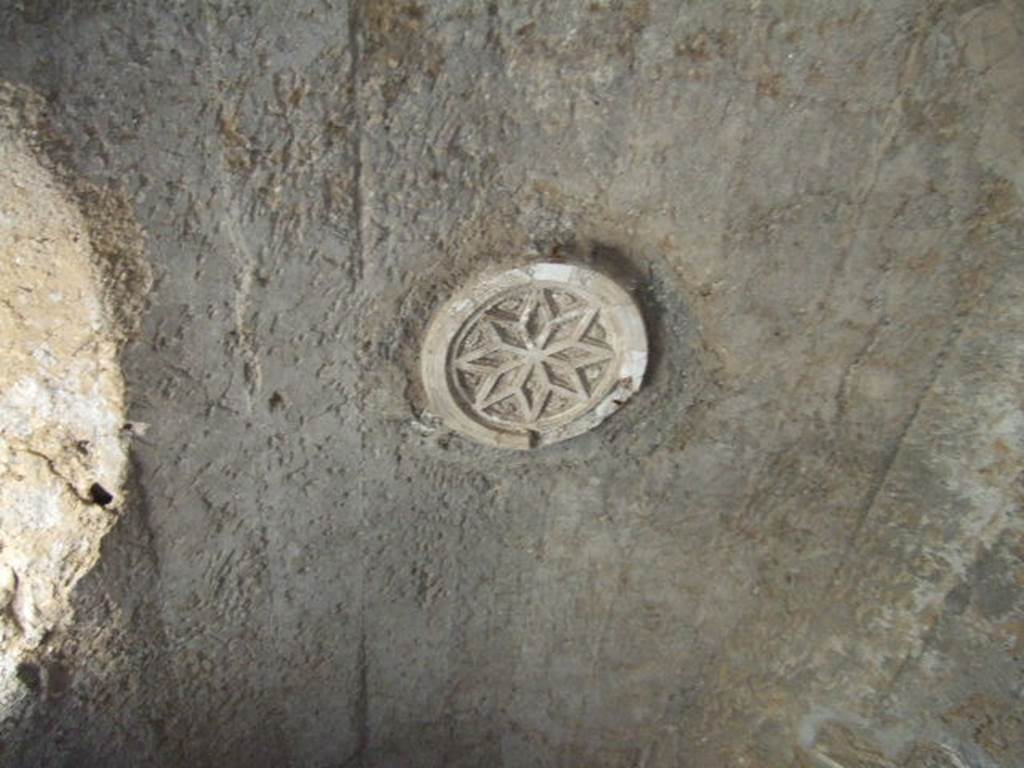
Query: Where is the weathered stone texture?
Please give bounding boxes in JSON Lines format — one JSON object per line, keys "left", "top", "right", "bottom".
{"left": 0, "top": 1, "right": 1020, "bottom": 766}
{"left": 0, "top": 95, "right": 129, "bottom": 721}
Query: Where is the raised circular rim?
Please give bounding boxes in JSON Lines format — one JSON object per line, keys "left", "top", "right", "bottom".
{"left": 421, "top": 262, "right": 648, "bottom": 450}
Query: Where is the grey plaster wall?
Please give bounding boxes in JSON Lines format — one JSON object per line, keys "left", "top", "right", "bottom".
{"left": 1, "top": 1, "right": 1022, "bottom": 766}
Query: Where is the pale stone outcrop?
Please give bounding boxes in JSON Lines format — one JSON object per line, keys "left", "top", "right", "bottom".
{"left": 0, "top": 126, "right": 128, "bottom": 711}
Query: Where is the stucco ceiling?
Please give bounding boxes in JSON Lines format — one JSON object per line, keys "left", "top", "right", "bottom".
{"left": 1, "top": 1, "right": 1022, "bottom": 766}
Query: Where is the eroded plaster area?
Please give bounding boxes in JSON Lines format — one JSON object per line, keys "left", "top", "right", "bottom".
{"left": 0, "top": 107, "right": 129, "bottom": 710}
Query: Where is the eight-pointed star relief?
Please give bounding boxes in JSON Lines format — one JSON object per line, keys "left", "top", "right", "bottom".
{"left": 422, "top": 263, "right": 648, "bottom": 450}
{"left": 452, "top": 288, "right": 615, "bottom": 426}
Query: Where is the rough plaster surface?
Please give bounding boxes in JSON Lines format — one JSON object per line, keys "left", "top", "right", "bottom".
{"left": 0, "top": 1, "right": 1022, "bottom": 766}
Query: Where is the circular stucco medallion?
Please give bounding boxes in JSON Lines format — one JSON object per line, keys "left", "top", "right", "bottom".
{"left": 421, "top": 262, "right": 647, "bottom": 450}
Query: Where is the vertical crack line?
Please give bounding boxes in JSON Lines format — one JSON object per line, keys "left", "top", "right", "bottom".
{"left": 354, "top": 620, "right": 369, "bottom": 764}
{"left": 348, "top": 0, "right": 365, "bottom": 285}
{"left": 225, "top": 214, "right": 262, "bottom": 413}
{"left": 200, "top": 1, "right": 261, "bottom": 414}
{"left": 347, "top": 4, "right": 369, "bottom": 765}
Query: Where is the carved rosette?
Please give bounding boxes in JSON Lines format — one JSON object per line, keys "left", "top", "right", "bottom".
{"left": 422, "top": 263, "right": 647, "bottom": 449}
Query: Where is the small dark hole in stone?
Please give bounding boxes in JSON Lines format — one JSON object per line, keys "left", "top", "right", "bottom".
{"left": 268, "top": 391, "right": 286, "bottom": 411}
{"left": 16, "top": 662, "right": 41, "bottom": 691}
{"left": 45, "top": 662, "right": 72, "bottom": 699}
{"left": 89, "top": 483, "right": 113, "bottom": 506}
